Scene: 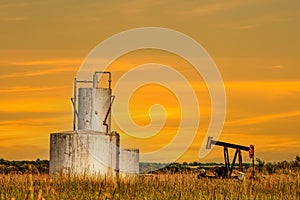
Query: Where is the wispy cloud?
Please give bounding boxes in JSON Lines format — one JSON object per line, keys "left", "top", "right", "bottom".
{"left": 237, "top": 24, "right": 258, "bottom": 29}
{"left": 261, "top": 15, "right": 291, "bottom": 23}
{"left": 216, "top": 13, "right": 291, "bottom": 30}
{"left": 174, "top": 0, "right": 262, "bottom": 17}
{"left": 0, "top": 66, "right": 78, "bottom": 79}
{"left": 226, "top": 110, "right": 300, "bottom": 126}
{"left": 1, "top": 17, "right": 25, "bottom": 22}
{"left": 270, "top": 65, "right": 284, "bottom": 69}
{"left": 217, "top": 23, "right": 258, "bottom": 30}
{"left": 182, "top": 1, "right": 242, "bottom": 16}
{"left": 0, "top": 86, "right": 69, "bottom": 93}
{"left": 191, "top": 81, "right": 300, "bottom": 93}
{"left": 0, "top": 112, "right": 70, "bottom": 132}
{"left": 0, "top": 119, "right": 56, "bottom": 127}
{"left": 0, "top": 2, "right": 29, "bottom": 9}
{"left": 224, "top": 81, "right": 300, "bottom": 92}
{"left": 0, "top": 2, "right": 28, "bottom": 22}
{"left": 118, "top": 0, "right": 170, "bottom": 16}
{"left": 0, "top": 98, "right": 70, "bottom": 113}
{"left": 12, "top": 58, "right": 83, "bottom": 66}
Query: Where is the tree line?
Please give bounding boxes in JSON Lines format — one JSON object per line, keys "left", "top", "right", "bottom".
{"left": 0, "top": 156, "right": 299, "bottom": 174}
{"left": 256, "top": 155, "right": 300, "bottom": 174}
{"left": 0, "top": 158, "right": 48, "bottom": 174}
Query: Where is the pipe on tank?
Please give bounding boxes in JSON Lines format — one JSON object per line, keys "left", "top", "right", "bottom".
{"left": 71, "top": 79, "right": 93, "bottom": 130}
{"left": 103, "top": 95, "right": 115, "bottom": 133}
{"left": 72, "top": 71, "right": 112, "bottom": 130}
{"left": 93, "top": 71, "right": 111, "bottom": 89}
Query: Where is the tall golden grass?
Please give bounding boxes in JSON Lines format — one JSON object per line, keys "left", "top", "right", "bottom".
{"left": 0, "top": 171, "right": 299, "bottom": 200}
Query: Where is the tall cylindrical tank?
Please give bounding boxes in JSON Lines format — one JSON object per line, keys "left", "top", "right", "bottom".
{"left": 120, "top": 149, "right": 140, "bottom": 175}
{"left": 49, "top": 130, "right": 119, "bottom": 176}
{"left": 77, "top": 88, "right": 112, "bottom": 132}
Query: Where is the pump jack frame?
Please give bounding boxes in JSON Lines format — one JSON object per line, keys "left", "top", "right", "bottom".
{"left": 200, "top": 137, "right": 255, "bottom": 179}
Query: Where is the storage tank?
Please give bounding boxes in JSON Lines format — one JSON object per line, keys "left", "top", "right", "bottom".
{"left": 50, "top": 72, "right": 139, "bottom": 177}
{"left": 49, "top": 130, "right": 119, "bottom": 176}
{"left": 77, "top": 87, "right": 112, "bottom": 132}
{"left": 120, "top": 149, "right": 140, "bottom": 175}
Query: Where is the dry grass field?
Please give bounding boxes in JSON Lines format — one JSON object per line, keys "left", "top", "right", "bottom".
{"left": 0, "top": 171, "right": 299, "bottom": 200}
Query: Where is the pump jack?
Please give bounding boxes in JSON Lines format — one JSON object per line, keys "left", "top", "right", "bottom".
{"left": 198, "top": 137, "right": 255, "bottom": 179}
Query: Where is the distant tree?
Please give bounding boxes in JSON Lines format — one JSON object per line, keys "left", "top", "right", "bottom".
{"left": 188, "top": 161, "right": 199, "bottom": 166}
{"left": 256, "top": 158, "right": 265, "bottom": 172}
{"left": 265, "top": 162, "right": 276, "bottom": 174}
{"left": 296, "top": 155, "right": 300, "bottom": 162}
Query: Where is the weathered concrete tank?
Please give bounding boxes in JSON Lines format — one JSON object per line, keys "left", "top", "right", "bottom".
{"left": 120, "top": 149, "right": 140, "bottom": 175}
{"left": 49, "top": 130, "right": 119, "bottom": 176}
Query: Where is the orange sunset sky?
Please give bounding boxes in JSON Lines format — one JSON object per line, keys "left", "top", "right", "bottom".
{"left": 0, "top": 0, "right": 299, "bottom": 163}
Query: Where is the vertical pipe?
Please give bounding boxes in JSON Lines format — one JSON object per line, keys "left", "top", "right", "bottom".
{"left": 73, "top": 78, "right": 77, "bottom": 131}
{"left": 108, "top": 72, "right": 111, "bottom": 89}
{"left": 115, "top": 133, "right": 120, "bottom": 179}
{"left": 93, "top": 74, "right": 98, "bottom": 88}
{"left": 103, "top": 95, "right": 115, "bottom": 134}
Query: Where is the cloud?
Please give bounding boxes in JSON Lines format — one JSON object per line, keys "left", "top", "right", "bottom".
{"left": 214, "top": 5, "right": 291, "bottom": 30}
{"left": 0, "top": 110, "right": 70, "bottom": 122}
{"left": 0, "top": 17, "right": 25, "bottom": 22}
{"left": 0, "top": 98, "right": 70, "bottom": 113}
{"left": 0, "top": 2, "right": 29, "bottom": 9}
{"left": 237, "top": 24, "right": 258, "bottom": 29}
{"left": 0, "top": 2, "right": 28, "bottom": 22}
{"left": 226, "top": 110, "right": 300, "bottom": 126}
{"left": 261, "top": 15, "right": 291, "bottom": 23}
{"left": 0, "top": 66, "right": 78, "bottom": 79}
{"left": 190, "top": 81, "right": 300, "bottom": 96}
{"left": 0, "top": 119, "right": 55, "bottom": 127}
{"left": 183, "top": 2, "right": 241, "bottom": 16}
{"left": 0, "top": 86, "right": 69, "bottom": 93}
{"left": 0, "top": 57, "right": 116, "bottom": 79}
{"left": 217, "top": 23, "right": 258, "bottom": 30}
{"left": 270, "top": 65, "right": 284, "bottom": 69}
{"left": 117, "top": 0, "right": 170, "bottom": 16}
{"left": 0, "top": 115, "right": 70, "bottom": 128}
{"left": 175, "top": 0, "right": 262, "bottom": 17}
{"left": 224, "top": 81, "right": 300, "bottom": 92}
{"left": 12, "top": 58, "right": 83, "bottom": 66}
